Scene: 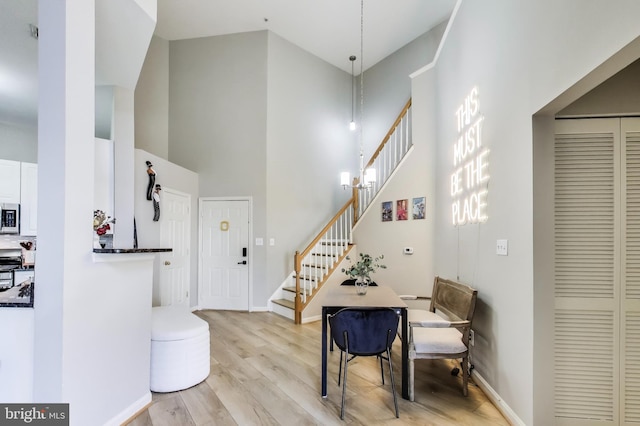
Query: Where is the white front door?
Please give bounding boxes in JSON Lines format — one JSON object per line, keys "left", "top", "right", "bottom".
{"left": 159, "top": 188, "right": 191, "bottom": 308}
{"left": 199, "top": 199, "right": 250, "bottom": 310}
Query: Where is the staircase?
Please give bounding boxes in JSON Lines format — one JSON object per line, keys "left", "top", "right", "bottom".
{"left": 271, "top": 99, "right": 413, "bottom": 323}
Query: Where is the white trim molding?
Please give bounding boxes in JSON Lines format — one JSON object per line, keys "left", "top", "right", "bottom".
{"left": 472, "top": 371, "right": 525, "bottom": 426}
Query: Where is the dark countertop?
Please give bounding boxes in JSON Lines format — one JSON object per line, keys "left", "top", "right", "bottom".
{"left": 92, "top": 248, "right": 172, "bottom": 254}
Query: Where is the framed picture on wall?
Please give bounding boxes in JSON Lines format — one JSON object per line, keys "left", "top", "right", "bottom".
{"left": 396, "top": 199, "right": 408, "bottom": 221}
{"left": 382, "top": 201, "right": 393, "bottom": 222}
{"left": 412, "top": 197, "right": 426, "bottom": 219}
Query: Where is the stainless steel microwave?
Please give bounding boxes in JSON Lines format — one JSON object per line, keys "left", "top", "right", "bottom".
{"left": 0, "top": 203, "right": 20, "bottom": 234}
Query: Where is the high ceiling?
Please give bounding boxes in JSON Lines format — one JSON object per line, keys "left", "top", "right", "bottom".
{"left": 156, "top": 0, "right": 456, "bottom": 73}
{"left": 0, "top": 0, "right": 456, "bottom": 127}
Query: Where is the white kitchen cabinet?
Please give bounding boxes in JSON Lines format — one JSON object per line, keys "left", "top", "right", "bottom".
{"left": 0, "top": 159, "right": 21, "bottom": 204}
{"left": 20, "top": 162, "right": 38, "bottom": 236}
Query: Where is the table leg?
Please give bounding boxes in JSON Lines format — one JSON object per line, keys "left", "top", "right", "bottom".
{"left": 322, "top": 306, "right": 328, "bottom": 398}
{"left": 401, "top": 307, "right": 409, "bottom": 399}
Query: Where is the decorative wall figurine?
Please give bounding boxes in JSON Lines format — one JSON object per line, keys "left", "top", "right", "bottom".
{"left": 146, "top": 161, "right": 156, "bottom": 200}
{"left": 153, "top": 184, "right": 161, "bottom": 221}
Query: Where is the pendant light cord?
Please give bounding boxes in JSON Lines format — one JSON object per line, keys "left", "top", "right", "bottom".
{"left": 358, "top": 0, "right": 365, "bottom": 179}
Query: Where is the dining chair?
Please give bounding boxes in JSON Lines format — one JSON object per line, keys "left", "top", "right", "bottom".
{"left": 405, "top": 276, "right": 477, "bottom": 401}
{"left": 328, "top": 307, "right": 400, "bottom": 420}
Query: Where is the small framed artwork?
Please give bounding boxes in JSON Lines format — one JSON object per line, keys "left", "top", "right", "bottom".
{"left": 382, "top": 201, "right": 393, "bottom": 222}
{"left": 396, "top": 199, "right": 408, "bottom": 221}
{"left": 412, "top": 197, "right": 426, "bottom": 219}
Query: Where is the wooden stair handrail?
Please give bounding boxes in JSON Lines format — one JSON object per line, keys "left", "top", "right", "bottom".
{"left": 296, "top": 198, "right": 355, "bottom": 260}
{"left": 366, "top": 98, "right": 412, "bottom": 168}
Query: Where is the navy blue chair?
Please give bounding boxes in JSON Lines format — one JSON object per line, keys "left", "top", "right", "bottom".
{"left": 328, "top": 307, "right": 400, "bottom": 419}
{"left": 330, "top": 280, "right": 377, "bottom": 352}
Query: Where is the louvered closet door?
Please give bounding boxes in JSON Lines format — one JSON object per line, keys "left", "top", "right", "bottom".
{"left": 621, "top": 118, "right": 640, "bottom": 425}
{"left": 555, "top": 117, "right": 640, "bottom": 425}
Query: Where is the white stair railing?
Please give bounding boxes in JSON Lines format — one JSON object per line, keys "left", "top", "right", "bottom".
{"left": 296, "top": 206, "right": 353, "bottom": 303}
{"left": 357, "top": 100, "right": 412, "bottom": 218}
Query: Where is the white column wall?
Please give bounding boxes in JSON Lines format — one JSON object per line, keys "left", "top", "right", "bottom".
{"left": 34, "top": 1, "right": 156, "bottom": 424}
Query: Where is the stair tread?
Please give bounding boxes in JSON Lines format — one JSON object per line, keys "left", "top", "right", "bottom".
{"left": 272, "top": 298, "right": 295, "bottom": 309}
{"left": 283, "top": 286, "right": 311, "bottom": 295}
{"left": 294, "top": 275, "right": 319, "bottom": 282}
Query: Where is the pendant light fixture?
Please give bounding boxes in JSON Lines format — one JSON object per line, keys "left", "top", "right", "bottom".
{"left": 349, "top": 55, "right": 357, "bottom": 131}
{"left": 341, "top": 0, "right": 376, "bottom": 190}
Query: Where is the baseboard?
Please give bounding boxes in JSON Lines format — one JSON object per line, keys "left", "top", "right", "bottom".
{"left": 105, "top": 392, "right": 151, "bottom": 426}
{"left": 302, "top": 314, "right": 321, "bottom": 324}
{"left": 472, "top": 371, "right": 525, "bottom": 426}
{"left": 251, "top": 306, "right": 268, "bottom": 312}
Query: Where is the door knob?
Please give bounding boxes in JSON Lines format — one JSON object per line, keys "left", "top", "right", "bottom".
{"left": 164, "top": 261, "right": 171, "bottom": 266}
{"left": 237, "top": 260, "right": 247, "bottom": 265}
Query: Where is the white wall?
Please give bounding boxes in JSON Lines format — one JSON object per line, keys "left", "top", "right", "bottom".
{"left": 0, "top": 309, "right": 33, "bottom": 402}
{"left": 352, "top": 81, "right": 437, "bottom": 297}
{"left": 412, "top": 1, "right": 640, "bottom": 424}
{"left": 135, "top": 36, "right": 169, "bottom": 159}
{"left": 559, "top": 58, "right": 640, "bottom": 117}
{"left": 0, "top": 121, "right": 37, "bottom": 163}
{"left": 347, "top": 23, "right": 444, "bottom": 297}
{"left": 265, "top": 32, "right": 354, "bottom": 298}
{"left": 32, "top": 1, "right": 156, "bottom": 425}
{"left": 167, "top": 31, "right": 270, "bottom": 306}
{"left": 360, "top": 21, "right": 447, "bottom": 159}
{"left": 134, "top": 149, "right": 199, "bottom": 307}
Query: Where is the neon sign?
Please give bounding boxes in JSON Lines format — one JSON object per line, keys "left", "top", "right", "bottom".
{"left": 451, "top": 87, "right": 489, "bottom": 225}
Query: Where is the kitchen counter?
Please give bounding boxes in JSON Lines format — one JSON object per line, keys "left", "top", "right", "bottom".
{"left": 92, "top": 248, "right": 172, "bottom": 254}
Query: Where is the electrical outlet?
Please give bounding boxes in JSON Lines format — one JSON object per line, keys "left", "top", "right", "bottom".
{"left": 496, "top": 239, "right": 508, "bottom": 256}
{"left": 470, "top": 329, "right": 475, "bottom": 346}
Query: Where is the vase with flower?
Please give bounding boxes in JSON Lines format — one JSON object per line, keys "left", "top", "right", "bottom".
{"left": 93, "top": 210, "right": 115, "bottom": 248}
{"left": 341, "top": 252, "right": 386, "bottom": 295}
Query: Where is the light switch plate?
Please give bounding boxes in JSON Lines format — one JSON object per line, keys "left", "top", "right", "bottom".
{"left": 496, "top": 239, "right": 508, "bottom": 256}
{"left": 256, "top": 238, "right": 264, "bottom": 246}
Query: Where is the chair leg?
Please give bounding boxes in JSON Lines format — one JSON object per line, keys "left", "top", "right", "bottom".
{"left": 340, "top": 348, "right": 349, "bottom": 420}
{"left": 338, "top": 350, "right": 343, "bottom": 386}
{"left": 409, "top": 357, "right": 415, "bottom": 402}
{"left": 379, "top": 355, "right": 385, "bottom": 385}
{"left": 386, "top": 347, "right": 399, "bottom": 418}
{"left": 462, "top": 355, "right": 469, "bottom": 396}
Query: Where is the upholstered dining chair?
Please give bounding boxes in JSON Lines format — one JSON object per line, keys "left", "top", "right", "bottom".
{"left": 328, "top": 307, "right": 400, "bottom": 420}
{"left": 330, "top": 280, "right": 379, "bottom": 351}
{"left": 404, "top": 276, "right": 477, "bottom": 401}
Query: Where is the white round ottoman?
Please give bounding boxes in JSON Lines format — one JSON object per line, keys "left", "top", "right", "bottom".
{"left": 150, "top": 307, "right": 210, "bottom": 392}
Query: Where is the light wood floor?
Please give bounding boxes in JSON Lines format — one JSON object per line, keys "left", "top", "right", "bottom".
{"left": 127, "top": 310, "right": 509, "bottom": 425}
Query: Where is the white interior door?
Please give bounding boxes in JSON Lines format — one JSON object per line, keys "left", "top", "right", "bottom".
{"left": 159, "top": 188, "right": 191, "bottom": 308}
{"left": 199, "top": 199, "right": 249, "bottom": 310}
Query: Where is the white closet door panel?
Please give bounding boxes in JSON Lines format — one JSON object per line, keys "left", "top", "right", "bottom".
{"left": 554, "top": 118, "right": 619, "bottom": 424}
{"left": 621, "top": 118, "right": 640, "bottom": 425}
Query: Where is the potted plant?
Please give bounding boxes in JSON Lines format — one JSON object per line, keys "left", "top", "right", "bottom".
{"left": 342, "top": 253, "right": 386, "bottom": 295}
